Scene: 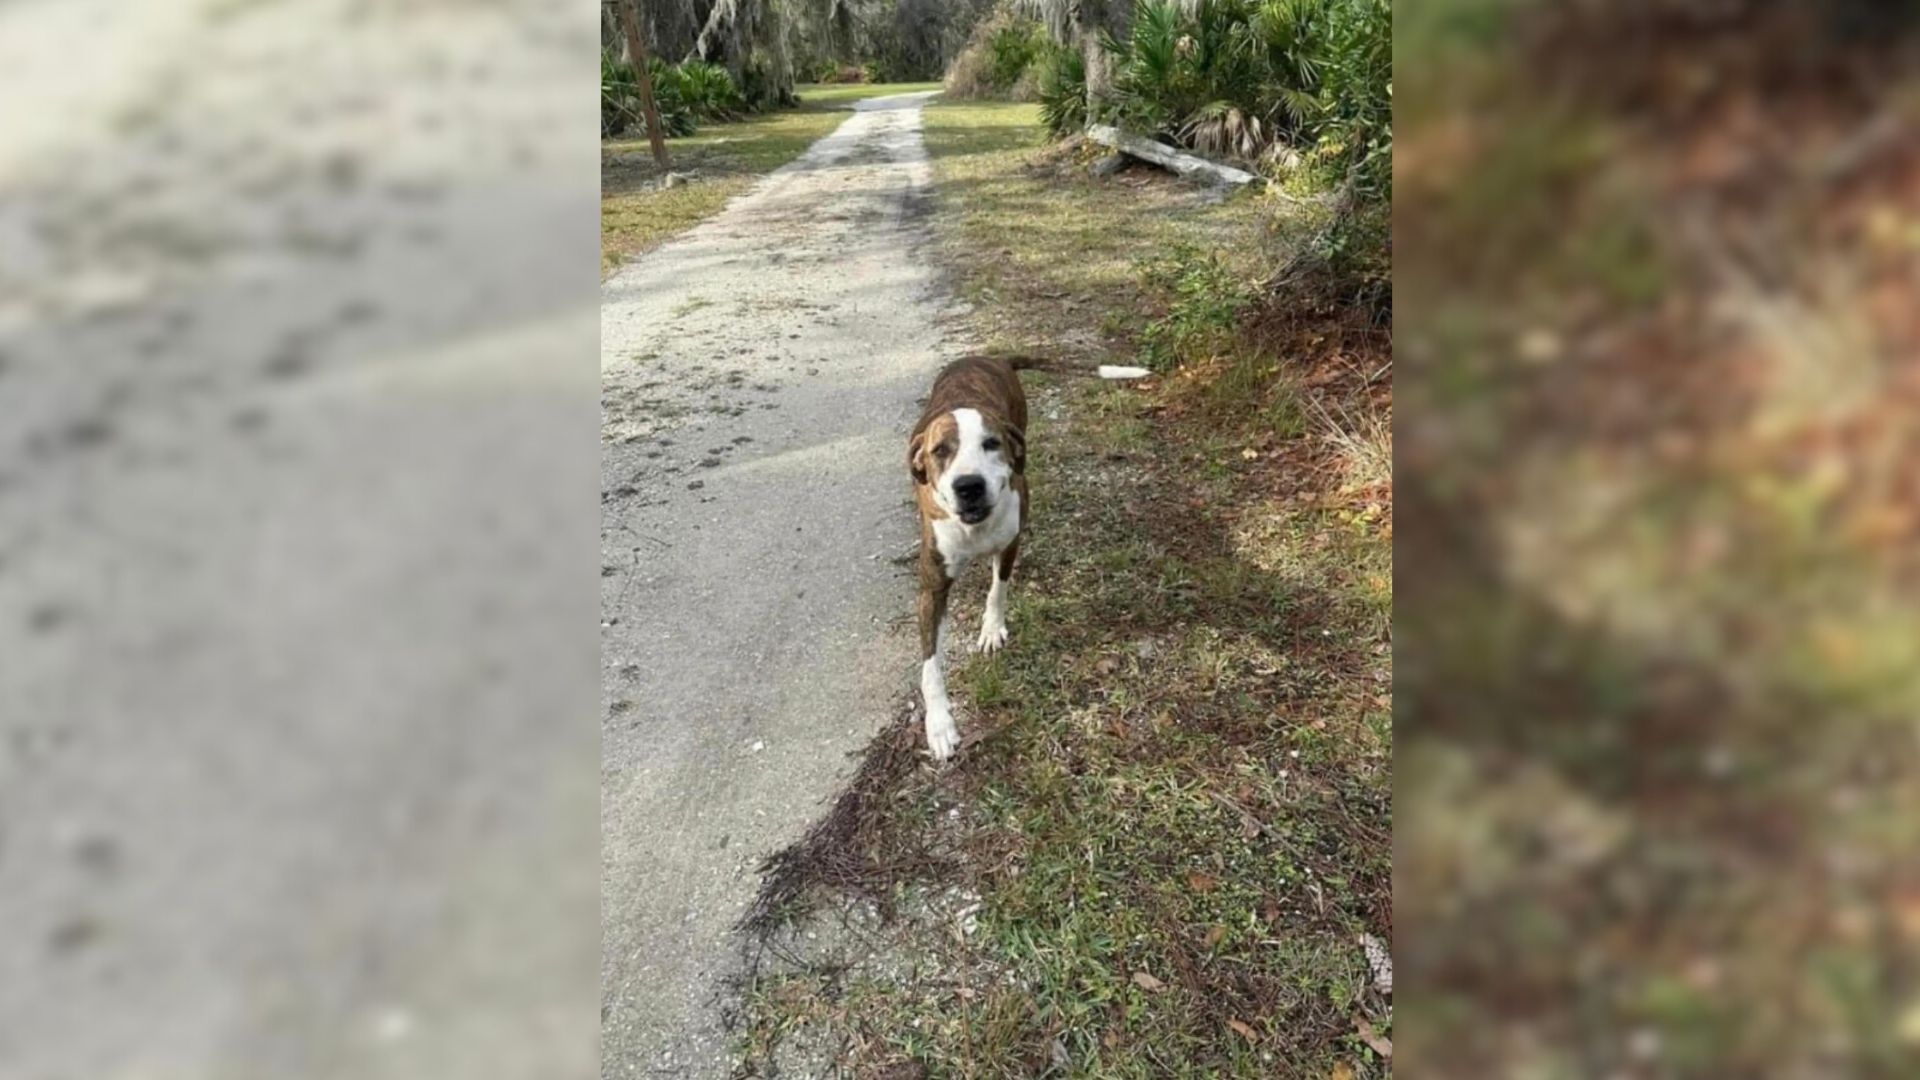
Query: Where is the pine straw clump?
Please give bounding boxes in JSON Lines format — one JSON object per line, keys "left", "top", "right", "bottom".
{"left": 738, "top": 696, "right": 952, "bottom": 938}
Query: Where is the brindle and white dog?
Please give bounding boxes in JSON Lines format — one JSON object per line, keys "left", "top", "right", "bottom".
{"left": 907, "top": 355, "right": 1029, "bottom": 761}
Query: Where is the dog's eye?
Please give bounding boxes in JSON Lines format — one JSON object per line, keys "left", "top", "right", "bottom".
{"left": 933, "top": 444, "right": 951, "bottom": 459}
{"left": 982, "top": 438, "right": 1001, "bottom": 452}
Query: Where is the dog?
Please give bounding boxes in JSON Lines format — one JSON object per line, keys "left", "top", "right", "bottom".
{"left": 907, "top": 355, "right": 1029, "bottom": 761}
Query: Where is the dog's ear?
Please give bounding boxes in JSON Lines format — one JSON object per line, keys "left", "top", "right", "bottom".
{"left": 1004, "top": 422, "right": 1027, "bottom": 473}
{"left": 908, "top": 430, "right": 929, "bottom": 485}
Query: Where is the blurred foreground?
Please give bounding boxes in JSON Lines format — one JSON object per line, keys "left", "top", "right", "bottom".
{"left": 0, "top": 1, "right": 600, "bottom": 1077}
{"left": 1399, "top": 1, "right": 1920, "bottom": 1075}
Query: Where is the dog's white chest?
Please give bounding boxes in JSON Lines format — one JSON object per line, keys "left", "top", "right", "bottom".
{"left": 931, "top": 492, "right": 1021, "bottom": 576}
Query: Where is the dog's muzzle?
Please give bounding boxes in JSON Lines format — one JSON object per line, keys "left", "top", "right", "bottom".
{"left": 952, "top": 474, "right": 991, "bottom": 523}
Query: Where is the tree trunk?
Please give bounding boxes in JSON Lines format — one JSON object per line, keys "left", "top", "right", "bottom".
{"left": 1080, "top": 31, "right": 1111, "bottom": 116}
{"left": 618, "top": 0, "right": 672, "bottom": 170}
{"left": 1069, "top": 0, "right": 1113, "bottom": 120}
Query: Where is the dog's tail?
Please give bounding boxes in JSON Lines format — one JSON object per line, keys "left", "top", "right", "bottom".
{"left": 998, "top": 354, "right": 1153, "bottom": 381}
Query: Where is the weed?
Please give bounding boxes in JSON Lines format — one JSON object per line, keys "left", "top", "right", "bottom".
{"left": 1139, "top": 245, "right": 1253, "bottom": 372}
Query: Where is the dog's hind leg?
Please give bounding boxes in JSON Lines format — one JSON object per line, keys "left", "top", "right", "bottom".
{"left": 919, "top": 560, "right": 957, "bottom": 761}
{"left": 977, "top": 537, "right": 1019, "bottom": 655}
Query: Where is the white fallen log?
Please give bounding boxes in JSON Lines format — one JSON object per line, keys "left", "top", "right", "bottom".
{"left": 1085, "top": 125, "right": 1260, "bottom": 186}
{"left": 1097, "top": 365, "right": 1152, "bottom": 380}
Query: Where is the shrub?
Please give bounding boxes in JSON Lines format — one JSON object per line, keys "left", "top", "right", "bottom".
{"left": 674, "top": 59, "right": 747, "bottom": 121}
{"left": 602, "top": 51, "right": 696, "bottom": 138}
{"left": 1007, "top": 63, "right": 1041, "bottom": 102}
{"left": 1036, "top": 43, "right": 1088, "bottom": 135}
{"left": 602, "top": 54, "right": 753, "bottom": 140}
{"left": 1137, "top": 245, "right": 1253, "bottom": 372}
{"left": 945, "top": 7, "right": 1047, "bottom": 100}
{"left": 945, "top": 39, "right": 998, "bottom": 98}
{"left": 737, "top": 61, "right": 796, "bottom": 111}
{"left": 989, "top": 19, "right": 1047, "bottom": 86}
{"left": 1087, "top": 0, "right": 1392, "bottom": 316}
{"left": 1296, "top": 0, "right": 1390, "bottom": 202}
{"left": 1097, "top": 0, "right": 1325, "bottom": 159}
{"left": 813, "top": 61, "right": 871, "bottom": 83}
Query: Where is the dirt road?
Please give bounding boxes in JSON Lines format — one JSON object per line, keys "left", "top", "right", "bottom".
{"left": 599, "top": 92, "right": 957, "bottom": 1076}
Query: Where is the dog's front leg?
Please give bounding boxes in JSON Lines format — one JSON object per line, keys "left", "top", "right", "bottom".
{"left": 977, "top": 537, "right": 1019, "bottom": 654}
{"left": 918, "top": 558, "right": 957, "bottom": 761}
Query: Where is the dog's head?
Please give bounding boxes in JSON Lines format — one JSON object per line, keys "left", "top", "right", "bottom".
{"left": 910, "top": 407, "right": 1024, "bottom": 525}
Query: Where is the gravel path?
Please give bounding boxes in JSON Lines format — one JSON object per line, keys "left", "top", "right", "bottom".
{"left": 599, "top": 92, "right": 959, "bottom": 1077}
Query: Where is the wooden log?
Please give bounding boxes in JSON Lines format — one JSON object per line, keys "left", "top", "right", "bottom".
{"left": 1085, "top": 125, "right": 1259, "bottom": 186}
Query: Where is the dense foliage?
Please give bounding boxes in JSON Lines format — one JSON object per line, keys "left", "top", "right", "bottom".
{"left": 944, "top": 7, "right": 1050, "bottom": 99}
{"left": 1054, "top": 0, "right": 1391, "bottom": 191}
{"left": 784, "top": 0, "right": 999, "bottom": 83}
{"left": 602, "top": 53, "right": 747, "bottom": 139}
{"left": 604, "top": 0, "right": 995, "bottom": 107}
{"left": 1034, "top": 42, "right": 1088, "bottom": 134}
{"left": 1025, "top": 0, "right": 1393, "bottom": 317}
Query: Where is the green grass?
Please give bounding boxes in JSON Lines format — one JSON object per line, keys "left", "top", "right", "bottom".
{"left": 602, "top": 82, "right": 941, "bottom": 270}
{"left": 734, "top": 98, "right": 1392, "bottom": 1078}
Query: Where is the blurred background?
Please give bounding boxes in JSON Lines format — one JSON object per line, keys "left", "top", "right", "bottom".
{"left": 1398, "top": 0, "right": 1920, "bottom": 1075}
{"left": 14, "top": 0, "right": 1919, "bottom": 1073}
{"left": 0, "top": 1, "right": 600, "bottom": 1077}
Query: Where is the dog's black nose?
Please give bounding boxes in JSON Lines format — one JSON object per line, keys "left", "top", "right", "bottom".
{"left": 952, "top": 474, "right": 987, "bottom": 503}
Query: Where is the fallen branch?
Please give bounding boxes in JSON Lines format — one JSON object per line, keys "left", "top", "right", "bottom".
{"left": 1085, "top": 125, "right": 1259, "bottom": 186}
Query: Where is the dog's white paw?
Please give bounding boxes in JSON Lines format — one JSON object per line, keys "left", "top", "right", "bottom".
{"left": 976, "top": 620, "right": 1008, "bottom": 654}
{"left": 925, "top": 708, "right": 960, "bottom": 762}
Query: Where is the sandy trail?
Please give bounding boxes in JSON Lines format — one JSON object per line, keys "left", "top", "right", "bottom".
{"left": 599, "top": 92, "right": 957, "bottom": 1077}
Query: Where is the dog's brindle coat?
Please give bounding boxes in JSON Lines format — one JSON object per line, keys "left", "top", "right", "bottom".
{"left": 908, "top": 356, "right": 1029, "bottom": 760}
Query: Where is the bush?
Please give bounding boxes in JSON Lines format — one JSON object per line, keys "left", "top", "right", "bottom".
{"left": 1089, "top": 0, "right": 1389, "bottom": 175}
{"left": 1100, "top": 0, "right": 1318, "bottom": 159}
{"left": 736, "top": 61, "right": 796, "bottom": 111}
{"left": 989, "top": 19, "right": 1046, "bottom": 86}
{"left": 945, "top": 41, "right": 997, "bottom": 98}
{"left": 945, "top": 7, "right": 1047, "bottom": 100}
{"left": 669, "top": 60, "right": 747, "bottom": 121}
{"left": 1298, "top": 0, "right": 1390, "bottom": 203}
{"left": 602, "top": 54, "right": 751, "bottom": 140}
{"left": 813, "top": 61, "right": 870, "bottom": 83}
{"left": 1036, "top": 43, "right": 1088, "bottom": 135}
{"left": 1088, "top": 0, "right": 1391, "bottom": 317}
{"left": 603, "top": 51, "right": 695, "bottom": 138}
{"left": 1267, "top": 191, "right": 1390, "bottom": 321}
{"left": 1138, "top": 245, "right": 1253, "bottom": 372}
{"left": 1007, "top": 63, "right": 1041, "bottom": 103}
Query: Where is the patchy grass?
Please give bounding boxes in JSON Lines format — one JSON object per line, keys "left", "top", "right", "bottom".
{"left": 732, "top": 98, "right": 1391, "bottom": 1077}
{"left": 916, "top": 102, "right": 1256, "bottom": 360}
{"left": 602, "top": 82, "right": 942, "bottom": 270}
